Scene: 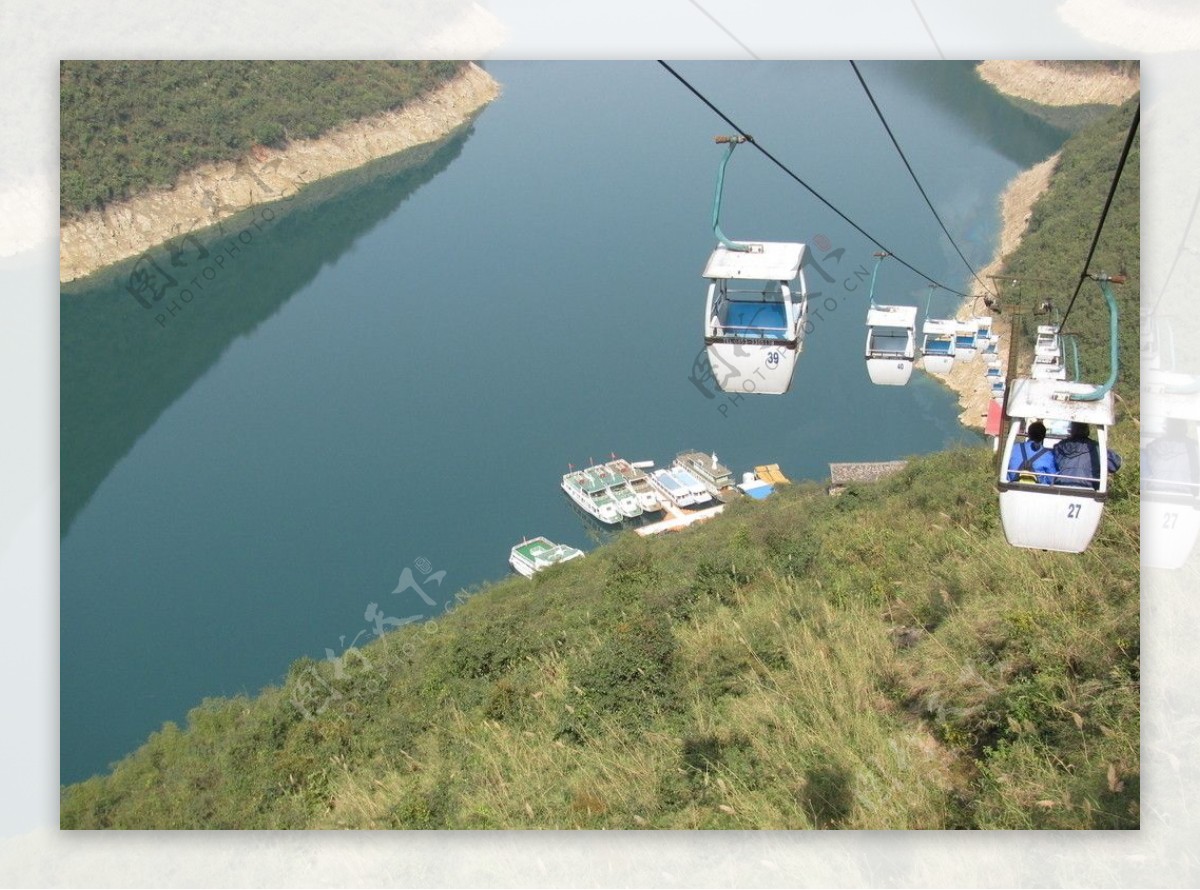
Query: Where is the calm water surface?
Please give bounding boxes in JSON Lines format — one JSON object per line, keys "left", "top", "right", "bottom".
{"left": 60, "top": 61, "right": 1069, "bottom": 782}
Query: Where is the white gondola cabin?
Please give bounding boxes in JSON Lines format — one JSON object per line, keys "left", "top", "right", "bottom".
{"left": 1032, "top": 324, "right": 1068, "bottom": 381}
{"left": 954, "top": 320, "right": 978, "bottom": 360}
{"left": 974, "top": 315, "right": 994, "bottom": 345}
{"left": 1035, "top": 324, "right": 1061, "bottom": 357}
{"left": 864, "top": 305, "right": 917, "bottom": 386}
{"left": 921, "top": 318, "right": 958, "bottom": 374}
{"left": 703, "top": 241, "right": 809, "bottom": 395}
{"left": 997, "top": 378, "right": 1116, "bottom": 553}
{"left": 1141, "top": 369, "right": 1200, "bottom": 569}
{"left": 982, "top": 335, "right": 1001, "bottom": 365}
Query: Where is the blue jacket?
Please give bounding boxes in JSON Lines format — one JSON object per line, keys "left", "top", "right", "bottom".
{"left": 1007, "top": 441, "right": 1056, "bottom": 485}
{"left": 1053, "top": 438, "right": 1122, "bottom": 489}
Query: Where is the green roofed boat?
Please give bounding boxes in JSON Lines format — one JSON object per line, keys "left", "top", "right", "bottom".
{"left": 509, "top": 536, "right": 585, "bottom": 578}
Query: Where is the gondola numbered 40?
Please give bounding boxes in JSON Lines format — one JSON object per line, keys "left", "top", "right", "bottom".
{"left": 865, "top": 304, "right": 917, "bottom": 386}
{"left": 997, "top": 378, "right": 1116, "bottom": 553}
{"left": 702, "top": 241, "right": 809, "bottom": 395}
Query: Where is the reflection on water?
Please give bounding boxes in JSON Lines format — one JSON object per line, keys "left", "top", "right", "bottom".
{"left": 61, "top": 127, "right": 476, "bottom": 537}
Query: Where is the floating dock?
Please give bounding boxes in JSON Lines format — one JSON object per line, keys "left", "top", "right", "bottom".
{"left": 754, "top": 463, "right": 791, "bottom": 485}
{"left": 635, "top": 502, "right": 725, "bottom": 536}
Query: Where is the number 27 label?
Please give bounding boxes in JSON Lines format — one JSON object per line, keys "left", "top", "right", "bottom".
{"left": 1066, "top": 503, "right": 1081, "bottom": 519}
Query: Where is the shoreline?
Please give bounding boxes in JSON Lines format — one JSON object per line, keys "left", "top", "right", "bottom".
{"left": 929, "top": 61, "right": 1138, "bottom": 431}
{"left": 976, "top": 60, "right": 1139, "bottom": 107}
{"left": 923, "top": 153, "right": 1060, "bottom": 430}
{"left": 59, "top": 63, "right": 501, "bottom": 284}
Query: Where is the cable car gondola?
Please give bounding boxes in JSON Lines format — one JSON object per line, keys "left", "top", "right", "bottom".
{"left": 1142, "top": 367, "right": 1200, "bottom": 569}
{"left": 997, "top": 276, "right": 1123, "bottom": 553}
{"left": 1031, "top": 324, "right": 1069, "bottom": 381}
{"left": 954, "top": 320, "right": 979, "bottom": 360}
{"left": 920, "top": 318, "right": 958, "bottom": 373}
{"left": 997, "top": 379, "right": 1115, "bottom": 553}
{"left": 701, "top": 135, "right": 809, "bottom": 395}
{"left": 862, "top": 253, "right": 917, "bottom": 386}
{"left": 865, "top": 306, "right": 917, "bottom": 385}
{"left": 975, "top": 315, "right": 994, "bottom": 344}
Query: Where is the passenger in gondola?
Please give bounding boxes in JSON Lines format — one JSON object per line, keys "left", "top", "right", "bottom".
{"left": 1052, "top": 421, "right": 1122, "bottom": 489}
{"left": 1006, "top": 420, "right": 1057, "bottom": 484}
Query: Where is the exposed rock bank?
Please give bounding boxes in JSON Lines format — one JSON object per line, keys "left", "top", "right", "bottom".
{"left": 60, "top": 62, "right": 501, "bottom": 283}
{"left": 976, "top": 60, "right": 1139, "bottom": 107}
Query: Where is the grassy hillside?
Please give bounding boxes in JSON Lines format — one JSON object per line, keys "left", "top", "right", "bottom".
{"left": 60, "top": 60, "right": 465, "bottom": 215}
{"left": 60, "top": 84, "right": 1141, "bottom": 833}
{"left": 61, "top": 444, "right": 1140, "bottom": 829}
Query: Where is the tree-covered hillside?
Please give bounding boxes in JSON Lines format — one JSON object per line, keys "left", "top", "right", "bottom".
{"left": 60, "top": 60, "right": 465, "bottom": 215}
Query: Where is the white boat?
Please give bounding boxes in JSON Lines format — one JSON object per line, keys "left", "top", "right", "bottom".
{"left": 561, "top": 469, "right": 622, "bottom": 524}
{"left": 671, "top": 467, "right": 714, "bottom": 504}
{"left": 587, "top": 464, "right": 642, "bottom": 518}
{"left": 606, "top": 458, "right": 663, "bottom": 512}
{"left": 674, "top": 451, "right": 735, "bottom": 498}
{"left": 510, "top": 537, "right": 585, "bottom": 578}
{"left": 650, "top": 468, "right": 695, "bottom": 507}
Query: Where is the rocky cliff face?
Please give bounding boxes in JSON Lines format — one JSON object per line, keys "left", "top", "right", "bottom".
{"left": 60, "top": 62, "right": 501, "bottom": 283}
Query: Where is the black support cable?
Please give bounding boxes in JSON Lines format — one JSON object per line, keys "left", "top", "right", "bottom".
{"left": 1057, "top": 103, "right": 1140, "bottom": 333}
{"left": 849, "top": 60, "right": 996, "bottom": 300}
{"left": 657, "top": 60, "right": 972, "bottom": 299}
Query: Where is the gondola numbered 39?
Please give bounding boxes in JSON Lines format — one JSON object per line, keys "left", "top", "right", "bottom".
{"left": 703, "top": 241, "right": 809, "bottom": 395}
{"left": 701, "top": 134, "right": 810, "bottom": 395}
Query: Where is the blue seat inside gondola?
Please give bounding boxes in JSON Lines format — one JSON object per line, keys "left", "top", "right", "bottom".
{"left": 722, "top": 301, "right": 788, "bottom": 339}
{"left": 955, "top": 335, "right": 976, "bottom": 348}
{"left": 986, "top": 367, "right": 1001, "bottom": 377}
{"left": 924, "top": 339, "right": 953, "bottom": 354}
